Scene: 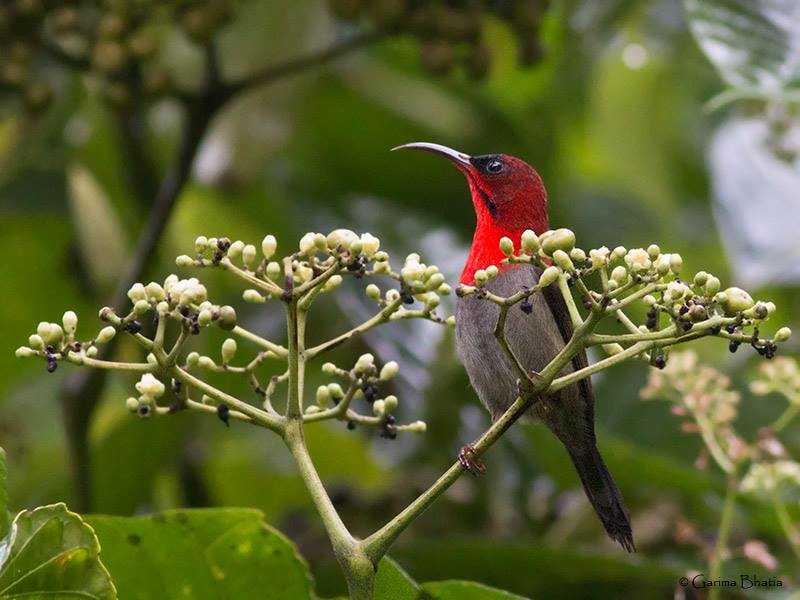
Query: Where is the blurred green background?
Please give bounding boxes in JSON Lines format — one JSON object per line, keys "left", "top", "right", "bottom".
{"left": 1, "top": 0, "right": 799, "bottom": 597}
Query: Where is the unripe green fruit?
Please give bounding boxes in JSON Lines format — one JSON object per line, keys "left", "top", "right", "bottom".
{"left": 217, "top": 305, "right": 237, "bottom": 330}
{"left": 720, "top": 287, "right": 754, "bottom": 315}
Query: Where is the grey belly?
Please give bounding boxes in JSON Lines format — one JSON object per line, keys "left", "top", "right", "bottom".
{"left": 455, "top": 266, "right": 576, "bottom": 420}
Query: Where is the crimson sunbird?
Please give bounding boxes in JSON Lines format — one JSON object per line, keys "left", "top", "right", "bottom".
{"left": 394, "top": 142, "right": 634, "bottom": 552}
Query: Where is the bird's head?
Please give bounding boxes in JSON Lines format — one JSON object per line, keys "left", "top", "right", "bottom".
{"left": 393, "top": 142, "right": 549, "bottom": 284}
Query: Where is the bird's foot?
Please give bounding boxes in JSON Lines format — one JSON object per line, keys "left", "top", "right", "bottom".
{"left": 458, "top": 444, "right": 486, "bottom": 477}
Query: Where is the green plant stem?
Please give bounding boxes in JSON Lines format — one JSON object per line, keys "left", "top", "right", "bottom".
{"left": 771, "top": 404, "right": 800, "bottom": 432}
{"left": 709, "top": 478, "right": 737, "bottom": 599}
{"left": 770, "top": 490, "right": 800, "bottom": 559}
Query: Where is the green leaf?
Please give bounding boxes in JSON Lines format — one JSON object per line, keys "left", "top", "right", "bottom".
{"left": 86, "top": 508, "right": 313, "bottom": 600}
{"left": 375, "top": 556, "right": 421, "bottom": 600}
{"left": 0, "top": 502, "right": 116, "bottom": 599}
{"left": 422, "top": 580, "right": 528, "bottom": 600}
{"left": 686, "top": 0, "right": 800, "bottom": 92}
{"left": 0, "top": 447, "right": 8, "bottom": 539}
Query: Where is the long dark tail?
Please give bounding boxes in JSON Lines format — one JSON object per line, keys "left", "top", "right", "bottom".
{"left": 566, "top": 445, "right": 635, "bottom": 552}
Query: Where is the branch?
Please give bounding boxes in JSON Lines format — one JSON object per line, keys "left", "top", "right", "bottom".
{"left": 220, "top": 29, "right": 389, "bottom": 100}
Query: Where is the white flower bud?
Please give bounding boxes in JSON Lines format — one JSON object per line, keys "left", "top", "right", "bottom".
{"left": 198, "top": 309, "right": 213, "bottom": 326}
{"left": 647, "top": 244, "right": 660, "bottom": 259}
{"left": 266, "top": 261, "right": 281, "bottom": 281}
{"left": 145, "top": 282, "right": 166, "bottom": 302}
{"left": 96, "top": 326, "right": 116, "bottom": 344}
{"left": 242, "top": 244, "right": 257, "bottom": 268}
{"left": 228, "top": 240, "right": 245, "bottom": 260}
{"left": 323, "top": 275, "right": 343, "bottom": 292}
{"left": 538, "top": 266, "right": 560, "bottom": 287}
{"left": 570, "top": 248, "right": 586, "bottom": 263}
{"left": 243, "top": 289, "right": 265, "bottom": 303}
{"left": 438, "top": 283, "right": 452, "bottom": 296}
{"left": 611, "top": 246, "right": 627, "bottom": 260}
{"left": 655, "top": 254, "right": 671, "bottom": 275}
{"left": 86, "top": 346, "right": 98, "bottom": 357}
{"left": 383, "top": 395, "right": 398, "bottom": 412}
{"left": 349, "top": 238, "right": 363, "bottom": 254}
{"left": 406, "top": 420, "right": 427, "bottom": 433}
{"left": 62, "top": 311, "right": 78, "bottom": 335}
{"left": 157, "top": 301, "right": 169, "bottom": 316}
{"left": 499, "top": 237, "right": 514, "bottom": 256}
{"left": 366, "top": 284, "right": 381, "bottom": 300}
{"left": 326, "top": 229, "right": 358, "bottom": 252}
{"left": 694, "top": 271, "right": 708, "bottom": 287}
{"left": 386, "top": 289, "right": 401, "bottom": 303}
{"left": 541, "top": 228, "right": 576, "bottom": 255}
{"left": 705, "top": 276, "right": 721, "bottom": 295}
{"left": 360, "top": 233, "right": 380, "bottom": 257}
{"left": 607, "top": 279, "right": 619, "bottom": 291}
{"left": 198, "top": 356, "right": 216, "bottom": 370}
{"left": 298, "top": 232, "right": 317, "bottom": 255}
{"left": 485, "top": 265, "right": 499, "bottom": 280}
{"left": 610, "top": 266, "right": 627, "bottom": 284}
{"left": 135, "top": 373, "right": 165, "bottom": 398}
{"left": 552, "top": 250, "right": 574, "bottom": 271}
{"left": 643, "top": 294, "right": 657, "bottom": 306}
{"left": 589, "top": 246, "right": 610, "bottom": 267}
{"left": 775, "top": 327, "right": 792, "bottom": 342}
{"left": 372, "top": 399, "right": 385, "bottom": 416}
{"left": 194, "top": 236, "right": 208, "bottom": 253}
{"left": 354, "top": 353, "right": 375, "bottom": 374}
{"left": 670, "top": 253, "right": 683, "bottom": 273}
{"left": 175, "top": 255, "right": 194, "bottom": 267}
{"left": 186, "top": 352, "right": 200, "bottom": 367}
{"left": 521, "top": 229, "right": 539, "bottom": 254}
{"left": 15, "top": 346, "right": 35, "bottom": 358}
{"left": 221, "top": 338, "right": 237, "bottom": 363}
{"left": 127, "top": 283, "right": 147, "bottom": 303}
{"left": 133, "top": 299, "right": 151, "bottom": 316}
{"left": 426, "top": 272, "right": 446, "bottom": 290}
{"left": 380, "top": 361, "right": 399, "bottom": 381}
{"left": 261, "top": 235, "right": 277, "bottom": 259}
{"left": 316, "top": 385, "right": 331, "bottom": 407}
{"left": 322, "top": 362, "right": 337, "bottom": 375}
{"left": 125, "top": 397, "right": 139, "bottom": 412}
{"left": 327, "top": 383, "right": 344, "bottom": 399}
{"left": 474, "top": 269, "right": 488, "bottom": 285}
{"left": 28, "top": 334, "right": 44, "bottom": 350}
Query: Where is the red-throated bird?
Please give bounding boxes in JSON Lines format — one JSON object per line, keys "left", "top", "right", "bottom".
{"left": 394, "top": 142, "right": 634, "bottom": 552}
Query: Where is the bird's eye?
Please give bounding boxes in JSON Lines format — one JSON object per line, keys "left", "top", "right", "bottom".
{"left": 486, "top": 160, "right": 504, "bottom": 174}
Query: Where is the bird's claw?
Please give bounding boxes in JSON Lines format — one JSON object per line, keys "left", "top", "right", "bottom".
{"left": 458, "top": 444, "right": 486, "bottom": 477}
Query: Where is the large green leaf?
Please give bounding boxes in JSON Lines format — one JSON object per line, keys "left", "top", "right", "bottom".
{"left": 422, "top": 580, "right": 528, "bottom": 600}
{"left": 0, "top": 447, "right": 8, "bottom": 538}
{"left": 86, "top": 508, "right": 313, "bottom": 600}
{"left": 0, "top": 502, "right": 116, "bottom": 599}
{"left": 686, "top": 0, "right": 800, "bottom": 93}
{"left": 375, "top": 556, "right": 420, "bottom": 600}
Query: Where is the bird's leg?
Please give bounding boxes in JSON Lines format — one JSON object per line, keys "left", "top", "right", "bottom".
{"left": 458, "top": 444, "right": 486, "bottom": 477}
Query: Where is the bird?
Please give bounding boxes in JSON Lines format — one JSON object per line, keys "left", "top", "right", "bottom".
{"left": 393, "top": 142, "right": 634, "bottom": 552}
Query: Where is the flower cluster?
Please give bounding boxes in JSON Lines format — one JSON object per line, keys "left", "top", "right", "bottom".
{"left": 457, "top": 227, "right": 790, "bottom": 371}
{"left": 310, "top": 354, "right": 425, "bottom": 436}
{"left": 641, "top": 351, "right": 748, "bottom": 470}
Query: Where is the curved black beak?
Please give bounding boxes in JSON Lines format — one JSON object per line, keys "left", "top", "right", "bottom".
{"left": 391, "top": 142, "right": 471, "bottom": 168}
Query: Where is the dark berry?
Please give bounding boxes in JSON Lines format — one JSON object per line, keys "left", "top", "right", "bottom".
{"left": 520, "top": 298, "right": 533, "bottom": 315}
{"left": 217, "top": 404, "right": 230, "bottom": 427}
{"left": 729, "top": 341, "right": 740, "bottom": 353}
